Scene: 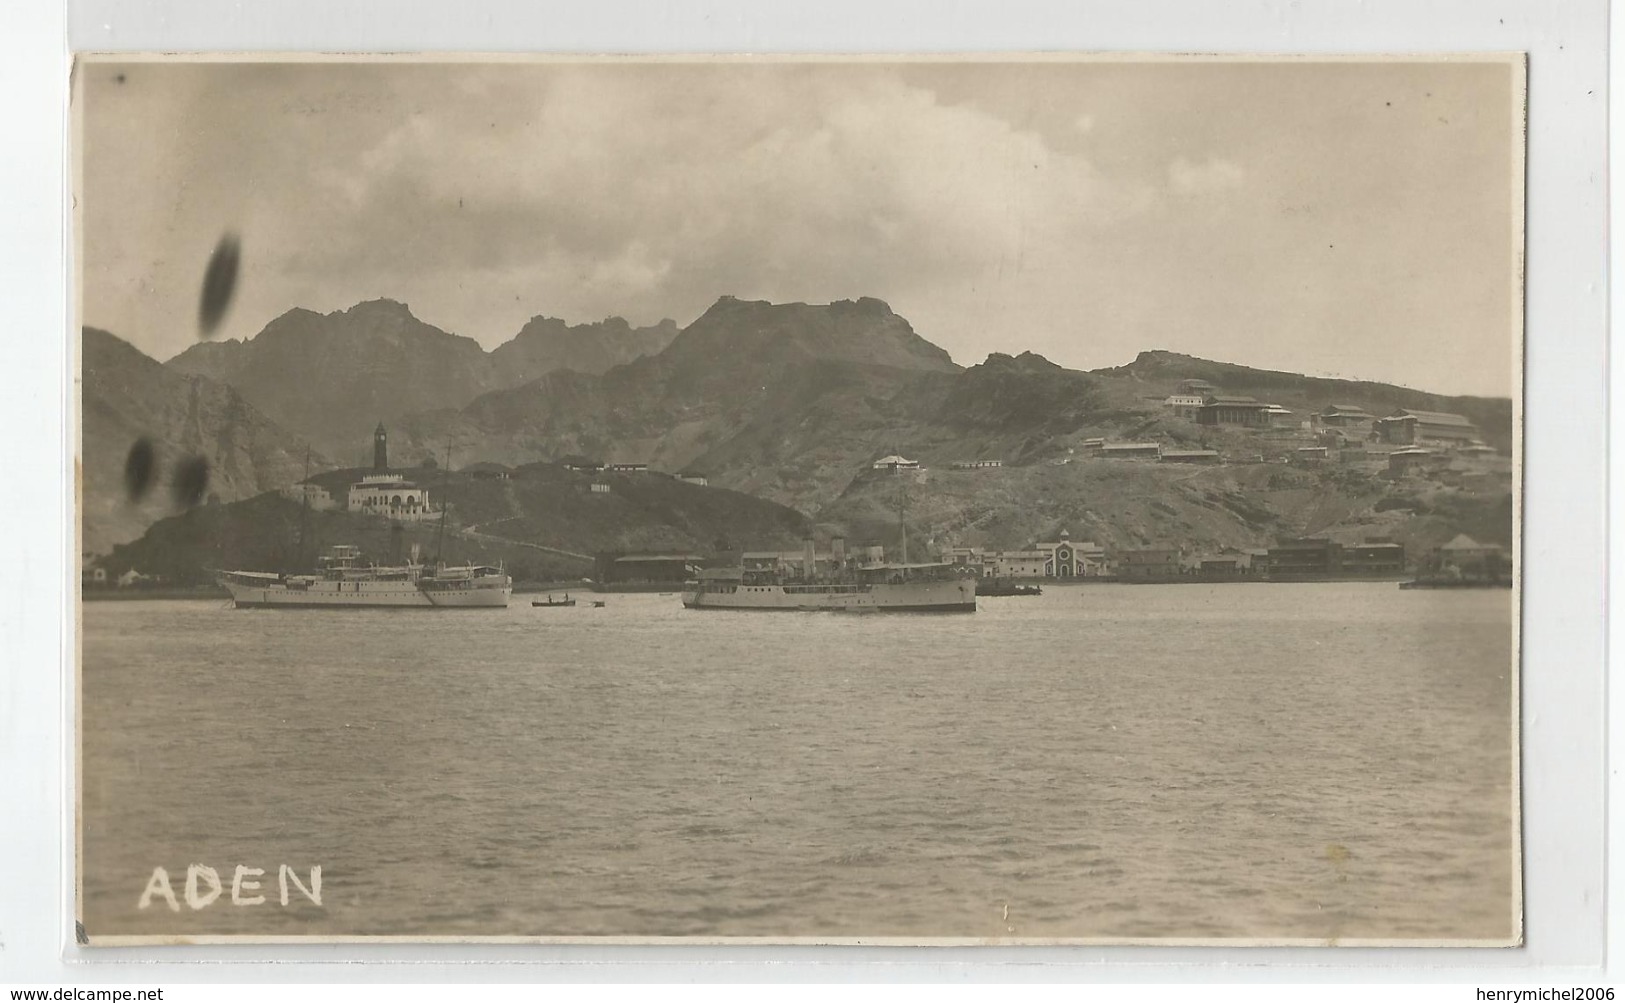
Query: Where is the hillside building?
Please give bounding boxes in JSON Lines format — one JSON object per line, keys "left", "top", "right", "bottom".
{"left": 1159, "top": 449, "right": 1220, "bottom": 464}
{"left": 281, "top": 481, "right": 337, "bottom": 511}
{"left": 872, "top": 454, "right": 921, "bottom": 472}
{"left": 605, "top": 462, "right": 649, "bottom": 473}
{"left": 348, "top": 474, "right": 437, "bottom": 521}
{"left": 1164, "top": 394, "right": 1207, "bottom": 421}
{"left": 117, "top": 568, "right": 153, "bottom": 588}
{"left": 1263, "top": 404, "right": 1299, "bottom": 429}
{"left": 676, "top": 471, "right": 709, "bottom": 486}
{"left": 950, "top": 459, "right": 1003, "bottom": 470}
{"left": 1435, "top": 534, "right": 1505, "bottom": 570}
{"left": 1387, "top": 447, "right": 1441, "bottom": 475}
{"left": 1197, "top": 396, "right": 1271, "bottom": 428}
{"left": 1317, "top": 404, "right": 1377, "bottom": 429}
{"left": 346, "top": 424, "right": 439, "bottom": 522}
{"left": 1375, "top": 409, "right": 1480, "bottom": 446}
{"left": 1101, "top": 442, "right": 1161, "bottom": 459}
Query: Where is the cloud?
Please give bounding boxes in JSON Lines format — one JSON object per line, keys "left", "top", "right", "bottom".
{"left": 1168, "top": 156, "right": 1246, "bottom": 195}
{"left": 273, "top": 64, "right": 1146, "bottom": 343}
{"left": 78, "top": 60, "right": 1518, "bottom": 397}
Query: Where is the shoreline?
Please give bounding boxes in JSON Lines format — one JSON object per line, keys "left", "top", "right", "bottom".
{"left": 82, "top": 575, "right": 1437, "bottom": 602}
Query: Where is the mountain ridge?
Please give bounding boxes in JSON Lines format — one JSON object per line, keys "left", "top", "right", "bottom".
{"left": 80, "top": 326, "right": 326, "bottom": 555}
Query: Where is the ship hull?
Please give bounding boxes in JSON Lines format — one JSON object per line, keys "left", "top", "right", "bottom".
{"left": 681, "top": 578, "right": 976, "bottom": 613}
{"left": 221, "top": 579, "right": 511, "bottom": 609}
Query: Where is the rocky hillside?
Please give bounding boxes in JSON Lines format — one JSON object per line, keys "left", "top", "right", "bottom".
{"left": 820, "top": 457, "right": 1514, "bottom": 561}
{"left": 1091, "top": 350, "right": 1515, "bottom": 452}
{"left": 79, "top": 327, "right": 322, "bottom": 555}
{"left": 490, "top": 315, "right": 679, "bottom": 382}
{"left": 389, "top": 299, "right": 1122, "bottom": 514}
{"left": 97, "top": 462, "right": 814, "bottom": 586}
{"left": 386, "top": 302, "right": 1515, "bottom": 532}
{"left": 167, "top": 300, "right": 505, "bottom": 461}
{"left": 97, "top": 295, "right": 1516, "bottom": 568}
{"left": 167, "top": 299, "right": 679, "bottom": 461}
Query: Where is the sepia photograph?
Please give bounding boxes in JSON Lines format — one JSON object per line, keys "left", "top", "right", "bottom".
{"left": 73, "top": 53, "right": 1523, "bottom": 945}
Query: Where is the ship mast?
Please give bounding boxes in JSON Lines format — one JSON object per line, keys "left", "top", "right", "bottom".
{"left": 434, "top": 443, "right": 451, "bottom": 568}
{"left": 896, "top": 475, "right": 909, "bottom": 565}
{"left": 294, "top": 444, "right": 312, "bottom": 572}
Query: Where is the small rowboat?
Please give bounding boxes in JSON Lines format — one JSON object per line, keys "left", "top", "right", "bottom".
{"left": 533, "top": 595, "right": 577, "bottom": 607}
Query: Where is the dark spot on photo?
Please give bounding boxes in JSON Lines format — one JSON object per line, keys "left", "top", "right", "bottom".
{"left": 198, "top": 233, "right": 241, "bottom": 339}
{"left": 172, "top": 456, "right": 210, "bottom": 509}
{"left": 123, "top": 438, "right": 155, "bottom": 502}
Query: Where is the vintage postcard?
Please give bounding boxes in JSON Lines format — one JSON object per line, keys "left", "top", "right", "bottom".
{"left": 73, "top": 53, "right": 1524, "bottom": 945}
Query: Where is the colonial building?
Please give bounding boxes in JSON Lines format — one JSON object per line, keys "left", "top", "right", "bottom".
{"left": 1035, "top": 531, "right": 1109, "bottom": 577}
{"left": 985, "top": 549, "right": 1050, "bottom": 579}
{"left": 1375, "top": 409, "right": 1480, "bottom": 446}
{"left": 1199, "top": 556, "right": 1244, "bottom": 579}
{"left": 1387, "top": 447, "right": 1439, "bottom": 475}
{"left": 346, "top": 424, "right": 438, "bottom": 522}
{"left": 1343, "top": 541, "right": 1406, "bottom": 575}
{"left": 872, "top": 454, "right": 921, "bottom": 472}
{"left": 348, "top": 474, "right": 436, "bottom": 521}
{"left": 950, "top": 459, "right": 1003, "bottom": 470}
{"left": 1101, "top": 442, "right": 1161, "bottom": 459}
{"left": 281, "top": 481, "right": 337, "bottom": 510}
{"left": 1264, "top": 537, "right": 1406, "bottom": 578}
{"left": 676, "top": 471, "right": 709, "bottom": 486}
{"left": 605, "top": 462, "right": 649, "bottom": 473}
{"left": 1163, "top": 394, "right": 1207, "bottom": 421}
{"left": 1265, "top": 538, "right": 1343, "bottom": 577}
{"left": 1197, "top": 396, "right": 1271, "bottom": 428}
{"left": 1159, "top": 449, "right": 1220, "bottom": 464}
{"left": 1114, "top": 548, "right": 1183, "bottom": 580}
{"left": 1435, "top": 534, "right": 1504, "bottom": 567}
{"left": 1317, "top": 404, "right": 1377, "bottom": 429}
{"left": 949, "top": 534, "right": 1108, "bottom": 579}
{"left": 1263, "top": 404, "right": 1299, "bottom": 429}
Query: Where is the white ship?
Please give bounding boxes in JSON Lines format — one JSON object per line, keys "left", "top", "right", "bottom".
{"left": 682, "top": 560, "right": 976, "bottom": 613}
{"left": 684, "top": 474, "right": 974, "bottom": 612}
{"left": 219, "top": 545, "right": 512, "bottom": 609}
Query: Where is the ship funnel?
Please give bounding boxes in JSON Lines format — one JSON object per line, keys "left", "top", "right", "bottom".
{"left": 832, "top": 537, "right": 846, "bottom": 568}
{"left": 410, "top": 542, "right": 421, "bottom": 565}
{"left": 803, "top": 538, "right": 817, "bottom": 580}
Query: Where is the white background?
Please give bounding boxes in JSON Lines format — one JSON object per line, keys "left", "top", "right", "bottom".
{"left": 0, "top": 0, "right": 1609, "bottom": 988}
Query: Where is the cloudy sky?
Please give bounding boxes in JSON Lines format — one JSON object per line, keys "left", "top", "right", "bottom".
{"left": 78, "top": 57, "right": 1520, "bottom": 396}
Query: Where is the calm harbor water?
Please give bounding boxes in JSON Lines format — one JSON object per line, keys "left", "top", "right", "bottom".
{"left": 80, "top": 584, "right": 1516, "bottom": 942}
